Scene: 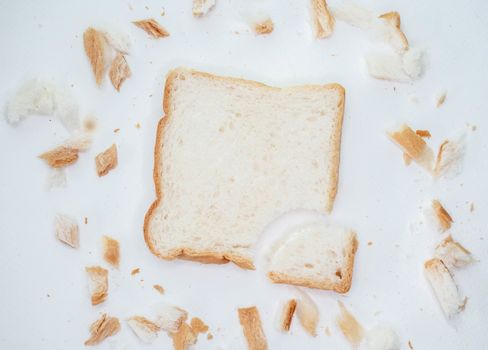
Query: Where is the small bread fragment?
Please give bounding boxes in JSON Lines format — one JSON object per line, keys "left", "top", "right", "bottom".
{"left": 86, "top": 266, "right": 108, "bottom": 305}
{"left": 127, "top": 316, "right": 160, "bottom": 344}
{"left": 40, "top": 146, "right": 79, "bottom": 168}
{"left": 330, "top": 2, "right": 375, "bottom": 29}
{"left": 96, "top": 144, "right": 118, "bottom": 177}
{"left": 109, "top": 53, "right": 131, "bottom": 91}
{"left": 192, "top": 0, "right": 215, "bottom": 17}
{"left": 85, "top": 314, "right": 120, "bottom": 346}
{"left": 102, "top": 236, "right": 120, "bottom": 268}
{"left": 254, "top": 19, "right": 274, "bottom": 35}
{"left": 171, "top": 322, "right": 197, "bottom": 350}
{"left": 131, "top": 268, "right": 140, "bottom": 275}
{"left": 83, "top": 28, "right": 107, "bottom": 86}
{"left": 296, "top": 290, "right": 319, "bottom": 337}
{"left": 403, "top": 153, "right": 412, "bottom": 166}
{"left": 366, "top": 48, "right": 423, "bottom": 82}
{"left": 190, "top": 317, "right": 209, "bottom": 334}
{"left": 238, "top": 306, "right": 268, "bottom": 350}
{"left": 436, "top": 91, "right": 447, "bottom": 108}
{"left": 433, "top": 135, "right": 466, "bottom": 179}
{"left": 431, "top": 200, "right": 453, "bottom": 232}
{"left": 364, "top": 326, "right": 400, "bottom": 350}
{"left": 336, "top": 301, "right": 364, "bottom": 348}
{"left": 378, "top": 11, "right": 408, "bottom": 52}
{"left": 277, "top": 299, "right": 297, "bottom": 332}
{"left": 415, "top": 130, "right": 431, "bottom": 138}
{"left": 435, "top": 235, "right": 474, "bottom": 268}
{"left": 133, "top": 19, "right": 169, "bottom": 38}
{"left": 153, "top": 303, "right": 188, "bottom": 333}
{"left": 153, "top": 284, "right": 165, "bottom": 294}
{"left": 55, "top": 214, "right": 79, "bottom": 248}
{"left": 424, "top": 258, "right": 467, "bottom": 318}
{"left": 387, "top": 124, "right": 434, "bottom": 172}
{"left": 311, "top": 0, "right": 334, "bottom": 38}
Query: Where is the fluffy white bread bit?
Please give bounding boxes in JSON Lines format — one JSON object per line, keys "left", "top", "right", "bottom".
{"left": 276, "top": 299, "right": 297, "bottom": 332}
{"left": 365, "top": 48, "right": 423, "bottom": 82}
{"left": 424, "top": 258, "right": 467, "bottom": 318}
{"left": 127, "top": 316, "right": 160, "bottom": 344}
{"left": 268, "top": 223, "right": 358, "bottom": 293}
{"left": 378, "top": 12, "right": 408, "bottom": 52}
{"left": 152, "top": 302, "right": 188, "bottom": 333}
{"left": 193, "top": 0, "right": 216, "bottom": 17}
{"left": 144, "top": 68, "right": 345, "bottom": 269}
{"left": 363, "top": 326, "right": 400, "bottom": 350}
{"left": 99, "top": 25, "right": 131, "bottom": 54}
{"left": 387, "top": 124, "right": 434, "bottom": 173}
{"left": 55, "top": 214, "right": 79, "bottom": 248}
{"left": 433, "top": 134, "right": 466, "bottom": 179}
{"left": 337, "top": 301, "right": 364, "bottom": 348}
{"left": 85, "top": 266, "right": 108, "bottom": 305}
{"left": 311, "top": 0, "right": 334, "bottom": 38}
{"left": 296, "top": 289, "right": 319, "bottom": 336}
{"left": 423, "top": 199, "right": 453, "bottom": 233}
{"left": 238, "top": 306, "right": 268, "bottom": 350}
{"left": 331, "top": 2, "right": 375, "bottom": 29}
{"left": 435, "top": 235, "right": 474, "bottom": 268}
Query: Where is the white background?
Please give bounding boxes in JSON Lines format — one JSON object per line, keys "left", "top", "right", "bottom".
{"left": 0, "top": 0, "right": 487, "bottom": 349}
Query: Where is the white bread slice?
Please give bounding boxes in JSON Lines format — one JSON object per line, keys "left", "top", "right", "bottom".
{"left": 435, "top": 235, "right": 474, "bottom": 269}
{"left": 144, "top": 68, "right": 345, "bottom": 269}
{"left": 267, "top": 223, "right": 357, "bottom": 293}
{"left": 424, "top": 258, "right": 467, "bottom": 318}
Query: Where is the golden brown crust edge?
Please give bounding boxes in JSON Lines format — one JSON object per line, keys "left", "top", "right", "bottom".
{"left": 143, "top": 67, "right": 345, "bottom": 269}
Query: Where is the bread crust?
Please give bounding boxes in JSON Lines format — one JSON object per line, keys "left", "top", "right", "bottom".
{"left": 143, "top": 68, "right": 345, "bottom": 269}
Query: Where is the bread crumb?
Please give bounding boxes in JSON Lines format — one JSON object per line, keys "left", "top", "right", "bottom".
{"left": 84, "top": 217, "right": 88, "bottom": 224}
{"left": 470, "top": 203, "right": 475, "bottom": 212}
{"left": 324, "top": 326, "right": 331, "bottom": 336}
{"left": 127, "top": 316, "right": 160, "bottom": 343}
{"left": 83, "top": 116, "right": 98, "bottom": 132}
{"left": 131, "top": 268, "right": 140, "bottom": 275}
{"left": 83, "top": 28, "right": 107, "bottom": 86}
{"left": 102, "top": 236, "right": 120, "bottom": 268}
{"left": 388, "top": 124, "right": 433, "bottom": 172}
{"left": 153, "top": 284, "right": 165, "bottom": 294}
{"left": 133, "top": 19, "right": 169, "bottom": 38}
{"left": 86, "top": 266, "right": 108, "bottom": 305}
{"left": 171, "top": 322, "right": 197, "bottom": 350}
{"left": 278, "top": 299, "right": 297, "bottom": 332}
{"left": 109, "top": 53, "right": 131, "bottom": 91}
{"left": 238, "top": 307, "right": 267, "bottom": 350}
{"left": 432, "top": 200, "right": 453, "bottom": 232}
{"left": 433, "top": 135, "right": 466, "bottom": 179}
{"left": 40, "top": 146, "right": 79, "bottom": 168}
{"left": 297, "top": 289, "right": 319, "bottom": 337}
{"left": 435, "top": 235, "right": 474, "bottom": 268}
{"left": 55, "top": 214, "right": 79, "bottom": 248}
{"left": 254, "top": 19, "right": 274, "bottom": 35}
{"left": 135, "top": 122, "right": 141, "bottom": 129}
{"left": 96, "top": 144, "right": 118, "bottom": 177}
{"left": 114, "top": 128, "right": 120, "bottom": 133}
{"left": 408, "top": 340, "right": 414, "bottom": 349}
{"left": 207, "top": 333, "right": 213, "bottom": 340}
{"left": 415, "top": 129, "right": 431, "bottom": 138}
{"left": 367, "top": 241, "right": 373, "bottom": 246}
{"left": 190, "top": 317, "right": 209, "bottom": 334}
{"left": 436, "top": 91, "right": 447, "bottom": 108}
{"left": 403, "top": 153, "right": 412, "bottom": 166}
{"left": 85, "top": 313, "right": 120, "bottom": 346}
{"left": 312, "top": 0, "right": 335, "bottom": 38}
{"left": 378, "top": 11, "right": 409, "bottom": 52}
{"left": 336, "top": 301, "right": 364, "bottom": 348}
{"left": 153, "top": 303, "right": 188, "bottom": 333}
{"left": 192, "top": 0, "right": 216, "bottom": 17}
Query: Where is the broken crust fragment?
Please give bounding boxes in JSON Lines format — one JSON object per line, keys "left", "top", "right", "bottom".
{"left": 85, "top": 314, "right": 120, "bottom": 346}
{"left": 336, "top": 301, "right": 364, "bottom": 348}
{"left": 388, "top": 124, "right": 434, "bottom": 172}
{"left": 435, "top": 235, "right": 475, "bottom": 268}
{"left": 190, "top": 317, "right": 209, "bottom": 334}
{"left": 55, "top": 214, "right": 79, "bottom": 248}
{"left": 103, "top": 236, "right": 120, "bottom": 268}
{"left": 378, "top": 11, "right": 409, "bottom": 52}
{"left": 254, "top": 19, "right": 274, "bottom": 35}
{"left": 86, "top": 266, "right": 108, "bottom": 305}
{"left": 311, "top": 0, "right": 335, "bottom": 38}
{"left": 40, "top": 146, "right": 79, "bottom": 168}
{"left": 432, "top": 200, "right": 453, "bottom": 232}
{"left": 83, "top": 28, "right": 107, "bottom": 86}
{"left": 192, "top": 0, "right": 216, "bottom": 17}
{"left": 153, "top": 284, "right": 165, "bottom": 294}
{"left": 296, "top": 290, "right": 318, "bottom": 336}
{"left": 127, "top": 316, "right": 160, "bottom": 344}
{"left": 238, "top": 307, "right": 268, "bottom": 350}
{"left": 133, "top": 19, "right": 169, "bottom": 38}
{"left": 433, "top": 136, "right": 466, "bottom": 179}
{"left": 153, "top": 303, "right": 188, "bottom": 333}
{"left": 109, "top": 53, "right": 131, "bottom": 91}
{"left": 171, "top": 323, "right": 197, "bottom": 350}
{"left": 96, "top": 144, "right": 118, "bottom": 177}
{"left": 278, "top": 299, "right": 297, "bottom": 332}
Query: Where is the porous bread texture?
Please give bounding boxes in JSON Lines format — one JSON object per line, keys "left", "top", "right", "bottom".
{"left": 267, "top": 223, "right": 358, "bottom": 293}
{"left": 144, "top": 68, "right": 345, "bottom": 269}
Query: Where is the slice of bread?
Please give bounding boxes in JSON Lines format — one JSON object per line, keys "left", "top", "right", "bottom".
{"left": 144, "top": 68, "right": 345, "bottom": 269}
{"left": 267, "top": 222, "right": 358, "bottom": 293}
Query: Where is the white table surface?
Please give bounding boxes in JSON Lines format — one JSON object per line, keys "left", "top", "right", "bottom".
{"left": 1, "top": 0, "right": 487, "bottom": 349}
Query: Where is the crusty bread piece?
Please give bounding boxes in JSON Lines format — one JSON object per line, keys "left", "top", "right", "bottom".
{"left": 85, "top": 314, "right": 120, "bottom": 346}
{"left": 96, "top": 144, "right": 118, "bottom": 177}
{"left": 378, "top": 11, "right": 409, "bottom": 52}
{"left": 171, "top": 322, "right": 197, "bottom": 350}
{"left": 109, "top": 53, "right": 131, "bottom": 91}
{"left": 296, "top": 289, "right": 319, "bottom": 336}
{"left": 153, "top": 284, "right": 165, "bottom": 294}
{"left": 144, "top": 68, "right": 345, "bottom": 269}
{"left": 311, "top": 0, "right": 334, "bottom": 38}
{"left": 254, "top": 19, "right": 274, "bottom": 35}
{"left": 85, "top": 266, "right": 108, "bottom": 305}
{"left": 192, "top": 0, "right": 215, "bottom": 17}
{"left": 431, "top": 200, "right": 453, "bottom": 232}
{"left": 435, "top": 235, "right": 474, "bottom": 268}
{"left": 336, "top": 301, "right": 364, "bottom": 348}
{"left": 267, "top": 222, "right": 358, "bottom": 293}
{"left": 238, "top": 306, "right": 268, "bottom": 350}
{"left": 133, "top": 19, "right": 169, "bottom": 38}
{"left": 127, "top": 316, "right": 160, "bottom": 344}
{"left": 190, "top": 317, "right": 209, "bottom": 334}
{"left": 102, "top": 236, "right": 120, "bottom": 268}
{"left": 424, "top": 258, "right": 467, "bottom": 318}
{"left": 55, "top": 214, "right": 79, "bottom": 248}
{"left": 277, "top": 299, "right": 297, "bottom": 332}
{"left": 433, "top": 134, "right": 466, "bottom": 179}
{"left": 152, "top": 302, "right": 188, "bottom": 333}
{"left": 83, "top": 28, "right": 108, "bottom": 86}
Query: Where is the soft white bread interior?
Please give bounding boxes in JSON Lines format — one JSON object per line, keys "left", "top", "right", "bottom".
{"left": 296, "top": 289, "right": 319, "bottom": 336}
{"left": 152, "top": 302, "right": 188, "bottom": 333}
{"left": 144, "top": 68, "right": 345, "bottom": 269}
{"left": 267, "top": 222, "right": 358, "bottom": 293}
{"left": 127, "top": 316, "right": 160, "bottom": 343}
{"left": 435, "top": 235, "right": 474, "bottom": 269}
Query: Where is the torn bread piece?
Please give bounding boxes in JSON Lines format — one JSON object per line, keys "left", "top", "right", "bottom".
{"left": 296, "top": 289, "right": 319, "bottom": 336}
{"left": 330, "top": 2, "right": 375, "bottom": 30}
{"left": 336, "top": 301, "right": 364, "bottom": 348}
{"left": 428, "top": 200, "right": 453, "bottom": 233}
{"left": 254, "top": 18, "right": 274, "bottom": 35}
{"left": 415, "top": 129, "right": 431, "bottom": 138}
{"left": 127, "top": 316, "right": 160, "bottom": 344}
{"left": 433, "top": 134, "right": 466, "bottom": 179}
{"left": 153, "top": 284, "right": 165, "bottom": 294}
{"left": 171, "top": 322, "right": 197, "bottom": 350}
{"left": 378, "top": 11, "right": 408, "bottom": 52}
{"left": 424, "top": 258, "right": 467, "bottom": 318}
{"left": 46, "top": 168, "right": 67, "bottom": 189}
{"left": 85, "top": 314, "right": 120, "bottom": 346}
{"left": 311, "top": 0, "right": 334, "bottom": 38}
{"left": 363, "top": 326, "right": 400, "bottom": 350}
{"left": 103, "top": 236, "right": 120, "bottom": 268}
{"left": 96, "top": 144, "right": 118, "bottom": 177}
{"left": 387, "top": 124, "right": 434, "bottom": 172}
{"left": 133, "top": 19, "right": 169, "bottom": 38}
{"left": 83, "top": 28, "right": 108, "bottom": 86}
{"left": 190, "top": 317, "right": 209, "bottom": 334}
{"left": 86, "top": 266, "right": 108, "bottom": 305}
{"left": 277, "top": 299, "right": 297, "bottom": 332}
{"left": 39, "top": 146, "right": 79, "bottom": 168}
{"left": 238, "top": 307, "right": 268, "bottom": 350}
{"left": 192, "top": 0, "right": 216, "bottom": 17}
{"left": 268, "top": 223, "right": 358, "bottom": 293}
{"left": 435, "top": 235, "right": 475, "bottom": 268}
{"left": 99, "top": 26, "right": 131, "bottom": 54}
{"left": 109, "top": 53, "right": 131, "bottom": 91}
{"left": 435, "top": 91, "right": 447, "bottom": 108}
{"left": 63, "top": 132, "right": 93, "bottom": 151}
{"left": 152, "top": 302, "right": 188, "bottom": 333}
{"left": 366, "top": 48, "right": 423, "bottom": 82}
{"left": 55, "top": 214, "right": 79, "bottom": 248}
